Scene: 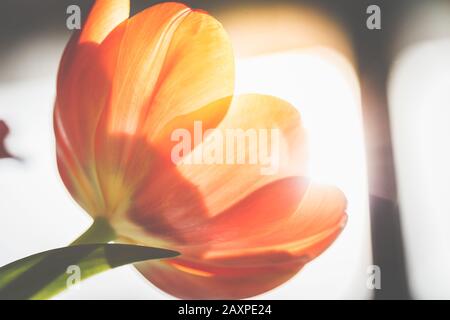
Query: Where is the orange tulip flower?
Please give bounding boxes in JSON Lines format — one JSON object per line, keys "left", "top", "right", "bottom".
{"left": 54, "top": 0, "right": 347, "bottom": 299}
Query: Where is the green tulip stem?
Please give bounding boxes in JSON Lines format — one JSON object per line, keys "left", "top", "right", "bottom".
{"left": 0, "top": 218, "right": 179, "bottom": 300}
{"left": 71, "top": 217, "right": 117, "bottom": 246}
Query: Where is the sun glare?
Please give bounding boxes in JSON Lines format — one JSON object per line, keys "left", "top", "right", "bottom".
{"left": 235, "top": 48, "right": 371, "bottom": 298}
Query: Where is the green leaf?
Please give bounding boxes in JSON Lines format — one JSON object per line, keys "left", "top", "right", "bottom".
{"left": 0, "top": 244, "right": 179, "bottom": 300}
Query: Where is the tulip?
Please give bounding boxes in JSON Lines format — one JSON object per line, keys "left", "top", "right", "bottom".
{"left": 54, "top": 0, "right": 347, "bottom": 299}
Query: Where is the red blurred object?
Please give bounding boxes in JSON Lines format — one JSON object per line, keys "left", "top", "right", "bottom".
{"left": 0, "top": 120, "right": 13, "bottom": 159}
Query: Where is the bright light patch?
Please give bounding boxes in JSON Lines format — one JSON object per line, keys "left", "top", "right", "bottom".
{"left": 235, "top": 48, "right": 371, "bottom": 299}
{"left": 389, "top": 39, "right": 450, "bottom": 299}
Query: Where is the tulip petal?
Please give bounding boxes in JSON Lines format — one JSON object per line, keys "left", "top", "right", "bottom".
{"left": 123, "top": 95, "right": 306, "bottom": 243}
{"left": 80, "top": 0, "right": 130, "bottom": 44}
{"left": 56, "top": 0, "right": 130, "bottom": 162}
{"left": 177, "top": 94, "right": 308, "bottom": 217}
{"left": 91, "top": 3, "right": 234, "bottom": 217}
{"left": 98, "top": 2, "right": 234, "bottom": 141}
{"left": 54, "top": 0, "right": 130, "bottom": 214}
{"left": 179, "top": 177, "right": 309, "bottom": 246}
{"left": 136, "top": 179, "right": 346, "bottom": 299}
{"left": 200, "top": 182, "right": 347, "bottom": 261}
{"left": 136, "top": 256, "right": 304, "bottom": 299}
{"left": 126, "top": 172, "right": 304, "bottom": 247}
